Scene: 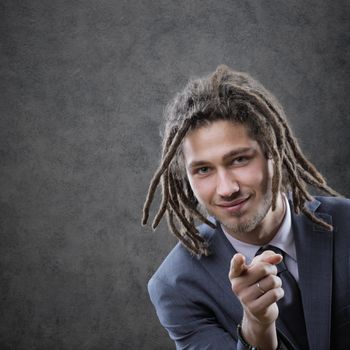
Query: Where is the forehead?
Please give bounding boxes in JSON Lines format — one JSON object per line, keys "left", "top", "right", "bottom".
{"left": 182, "top": 120, "right": 259, "bottom": 165}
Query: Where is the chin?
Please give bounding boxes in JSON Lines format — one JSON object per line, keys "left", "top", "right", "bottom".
{"left": 219, "top": 209, "right": 268, "bottom": 234}
{"left": 222, "top": 221, "right": 256, "bottom": 235}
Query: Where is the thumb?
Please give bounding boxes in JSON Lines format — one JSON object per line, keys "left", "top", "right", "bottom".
{"left": 229, "top": 253, "right": 247, "bottom": 278}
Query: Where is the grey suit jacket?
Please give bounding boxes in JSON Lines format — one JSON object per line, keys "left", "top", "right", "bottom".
{"left": 148, "top": 196, "right": 350, "bottom": 349}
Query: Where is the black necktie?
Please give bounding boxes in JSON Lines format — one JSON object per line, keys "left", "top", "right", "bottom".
{"left": 256, "top": 245, "right": 309, "bottom": 349}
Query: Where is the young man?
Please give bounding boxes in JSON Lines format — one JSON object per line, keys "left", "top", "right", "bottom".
{"left": 142, "top": 65, "right": 350, "bottom": 349}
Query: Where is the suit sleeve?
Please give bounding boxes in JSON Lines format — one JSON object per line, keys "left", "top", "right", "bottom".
{"left": 148, "top": 275, "right": 238, "bottom": 350}
{"left": 148, "top": 276, "right": 296, "bottom": 350}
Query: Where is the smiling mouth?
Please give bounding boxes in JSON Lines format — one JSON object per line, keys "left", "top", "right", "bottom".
{"left": 216, "top": 196, "right": 250, "bottom": 209}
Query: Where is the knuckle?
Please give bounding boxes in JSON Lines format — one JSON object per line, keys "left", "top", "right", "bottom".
{"left": 270, "top": 265, "right": 278, "bottom": 275}
{"left": 264, "top": 274, "right": 273, "bottom": 284}
{"left": 270, "top": 287, "right": 284, "bottom": 301}
{"left": 240, "top": 292, "right": 251, "bottom": 305}
{"left": 270, "top": 275, "right": 282, "bottom": 288}
{"left": 261, "top": 265, "right": 270, "bottom": 275}
{"left": 230, "top": 280, "right": 241, "bottom": 295}
{"left": 278, "top": 287, "right": 285, "bottom": 300}
{"left": 260, "top": 263, "right": 275, "bottom": 276}
{"left": 275, "top": 276, "right": 282, "bottom": 288}
{"left": 248, "top": 302, "right": 259, "bottom": 315}
{"left": 269, "top": 288, "right": 281, "bottom": 301}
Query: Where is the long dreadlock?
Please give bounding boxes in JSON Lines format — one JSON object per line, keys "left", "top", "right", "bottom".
{"left": 142, "top": 65, "right": 340, "bottom": 256}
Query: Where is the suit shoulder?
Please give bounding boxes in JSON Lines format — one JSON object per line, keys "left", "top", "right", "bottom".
{"left": 313, "top": 196, "right": 350, "bottom": 235}
{"left": 148, "top": 223, "right": 216, "bottom": 287}
{"left": 315, "top": 196, "right": 350, "bottom": 213}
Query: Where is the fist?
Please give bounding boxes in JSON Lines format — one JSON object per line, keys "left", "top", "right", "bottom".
{"left": 229, "top": 251, "right": 284, "bottom": 326}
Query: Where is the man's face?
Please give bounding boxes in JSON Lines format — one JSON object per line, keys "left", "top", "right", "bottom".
{"left": 182, "top": 120, "right": 280, "bottom": 241}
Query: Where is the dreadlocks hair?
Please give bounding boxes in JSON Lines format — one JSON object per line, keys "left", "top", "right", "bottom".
{"left": 142, "top": 64, "right": 340, "bottom": 257}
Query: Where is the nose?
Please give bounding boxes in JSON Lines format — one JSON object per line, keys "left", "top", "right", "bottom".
{"left": 216, "top": 169, "right": 239, "bottom": 199}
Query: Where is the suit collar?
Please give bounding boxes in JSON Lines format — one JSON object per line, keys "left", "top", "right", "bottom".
{"left": 199, "top": 223, "right": 243, "bottom": 326}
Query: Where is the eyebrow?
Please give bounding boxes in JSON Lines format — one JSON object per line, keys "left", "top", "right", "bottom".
{"left": 187, "top": 147, "right": 255, "bottom": 169}
{"left": 222, "top": 147, "right": 255, "bottom": 161}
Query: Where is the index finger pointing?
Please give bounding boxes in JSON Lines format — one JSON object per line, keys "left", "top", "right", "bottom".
{"left": 252, "top": 250, "right": 283, "bottom": 266}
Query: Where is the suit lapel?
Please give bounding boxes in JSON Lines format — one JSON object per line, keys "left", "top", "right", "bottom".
{"left": 291, "top": 200, "right": 334, "bottom": 350}
{"left": 200, "top": 224, "right": 243, "bottom": 326}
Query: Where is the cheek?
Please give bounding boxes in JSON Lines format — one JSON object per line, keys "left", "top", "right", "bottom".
{"left": 237, "top": 163, "right": 268, "bottom": 190}
{"left": 188, "top": 177, "right": 213, "bottom": 203}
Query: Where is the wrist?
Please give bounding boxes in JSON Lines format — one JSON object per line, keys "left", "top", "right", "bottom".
{"left": 240, "top": 316, "right": 278, "bottom": 350}
{"left": 237, "top": 324, "right": 258, "bottom": 350}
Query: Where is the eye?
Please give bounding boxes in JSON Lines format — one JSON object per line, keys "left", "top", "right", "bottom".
{"left": 191, "top": 166, "right": 212, "bottom": 176}
{"left": 197, "top": 166, "right": 210, "bottom": 174}
{"left": 232, "top": 156, "right": 249, "bottom": 165}
{"left": 235, "top": 156, "right": 246, "bottom": 163}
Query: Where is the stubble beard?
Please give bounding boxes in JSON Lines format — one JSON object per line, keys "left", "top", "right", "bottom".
{"left": 214, "top": 191, "right": 273, "bottom": 235}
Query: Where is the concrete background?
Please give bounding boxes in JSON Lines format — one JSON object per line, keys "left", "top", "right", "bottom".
{"left": 0, "top": 0, "right": 349, "bottom": 349}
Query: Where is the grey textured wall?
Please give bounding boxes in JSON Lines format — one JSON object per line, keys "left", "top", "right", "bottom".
{"left": 1, "top": 1, "right": 349, "bottom": 349}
